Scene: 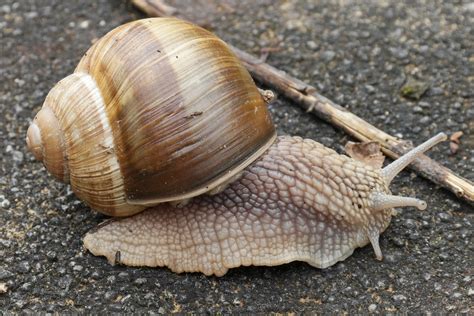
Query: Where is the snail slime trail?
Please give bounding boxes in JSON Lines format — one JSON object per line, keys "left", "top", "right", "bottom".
{"left": 26, "top": 17, "right": 447, "bottom": 276}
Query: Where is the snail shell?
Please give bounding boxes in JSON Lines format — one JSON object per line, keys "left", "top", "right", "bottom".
{"left": 26, "top": 18, "right": 276, "bottom": 216}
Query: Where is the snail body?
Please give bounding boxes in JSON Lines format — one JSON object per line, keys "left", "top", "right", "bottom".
{"left": 27, "top": 18, "right": 446, "bottom": 276}
{"left": 84, "top": 134, "right": 445, "bottom": 276}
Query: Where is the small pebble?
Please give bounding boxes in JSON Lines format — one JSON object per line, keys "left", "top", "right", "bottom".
{"left": 14, "top": 78, "right": 25, "bottom": 87}
{"left": 46, "top": 251, "right": 57, "bottom": 260}
{"left": 306, "top": 40, "right": 318, "bottom": 50}
{"left": 320, "top": 50, "right": 335, "bottom": 62}
{"left": 79, "top": 20, "right": 90, "bottom": 29}
{"left": 25, "top": 11, "right": 38, "bottom": 19}
{"left": 368, "top": 304, "right": 377, "bottom": 312}
{"left": 393, "top": 294, "right": 407, "bottom": 302}
{"left": 18, "top": 261, "right": 31, "bottom": 273}
{"left": 427, "top": 87, "right": 444, "bottom": 96}
{"left": 0, "top": 269, "right": 13, "bottom": 280}
{"left": 390, "top": 47, "right": 409, "bottom": 59}
{"left": 419, "top": 116, "right": 431, "bottom": 124}
{"left": 72, "top": 265, "right": 83, "bottom": 272}
{"left": 20, "top": 282, "right": 32, "bottom": 291}
{"left": 104, "top": 290, "right": 117, "bottom": 300}
{"left": 0, "top": 199, "right": 10, "bottom": 209}
{"left": 144, "top": 293, "right": 154, "bottom": 300}
{"left": 404, "top": 219, "right": 416, "bottom": 229}
{"left": 365, "top": 84, "right": 376, "bottom": 94}
{"left": 437, "top": 212, "right": 451, "bottom": 222}
{"left": 384, "top": 252, "right": 402, "bottom": 263}
{"left": 58, "top": 275, "right": 72, "bottom": 289}
{"left": 413, "top": 106, "right": 423, "bottom": 113}
{"left": 134, "top": 278, "right": 147, "bottom": 285}
{"left": 1, "top": 5, "right": 11, "bottom": 13}
{"left": 118, "top": 272, "right": 129, "bottom": 278}
{"left": 439, "top": 253, "right": 450, "bottom": 260}
{"left": 15, "top": 300, "right": 27, "bottom": 309}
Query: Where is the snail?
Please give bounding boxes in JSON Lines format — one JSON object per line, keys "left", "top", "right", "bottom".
{"left": 26, "top": 17, "right": 447, "bottom": 276}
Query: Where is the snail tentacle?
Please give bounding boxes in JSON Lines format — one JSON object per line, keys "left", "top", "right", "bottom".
{"left": 367, "top": 230, "right": 383, "bottom": 260}
{"left": 370, "top": 192, "right": 427, "bottom": 211}
{"left": 382, "top": 132, "right": 447, "bottom": 185}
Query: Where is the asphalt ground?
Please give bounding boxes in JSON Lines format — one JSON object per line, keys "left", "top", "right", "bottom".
{"left": 0, "top": 0, "right": 472, "bottom": 313}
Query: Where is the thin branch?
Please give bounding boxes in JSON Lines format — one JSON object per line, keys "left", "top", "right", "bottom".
{"left": 132, "top": 0, "right": 177, "bottom": 16}
{"left": 234, "top": 48, "right": 474, "bottom": 203}
{"left": 131, "top": 0, "right": 474, "bottom": 204}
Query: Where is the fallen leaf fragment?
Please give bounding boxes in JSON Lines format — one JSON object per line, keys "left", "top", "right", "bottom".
{"left": 449, "top": 131, "right": 463, "bottom": 154}
{"left": 400, "top": 76, "right": 430, "bottom": 100}
{"left": 345, "top": 141, "right": 385, "bottom": 168}
{"left": 450, "top": 131, "right": 463, "bottom": 143}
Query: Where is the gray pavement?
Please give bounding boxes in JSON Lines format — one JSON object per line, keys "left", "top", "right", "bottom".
{"left": 0, "top": 0, "right": 472, "bottom": 313}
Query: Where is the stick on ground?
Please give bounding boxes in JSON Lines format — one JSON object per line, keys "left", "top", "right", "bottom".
{"left": 131, "top": 0, "right": 474, "bottom": 204}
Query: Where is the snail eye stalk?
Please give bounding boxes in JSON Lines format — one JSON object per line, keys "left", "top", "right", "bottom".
{"left": 381, "top": 132, "right": 447, "bottom": 185}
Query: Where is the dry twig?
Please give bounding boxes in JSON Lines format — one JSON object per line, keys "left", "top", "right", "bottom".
{"left": 131, "top": 0, "right": 474, "bottom": 204}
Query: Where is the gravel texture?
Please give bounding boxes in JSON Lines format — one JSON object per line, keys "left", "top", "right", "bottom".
{"left": 0, "top": 0, "right": 473, "bottom": 313}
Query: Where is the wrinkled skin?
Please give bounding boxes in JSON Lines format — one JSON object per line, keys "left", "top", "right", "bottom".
{"left": 84, "top": 136, "right": 392, "bottom": 276}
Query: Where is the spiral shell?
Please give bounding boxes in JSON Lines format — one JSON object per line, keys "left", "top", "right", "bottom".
{"left": 26, "top": 18, "right": 276, "bottom": 216}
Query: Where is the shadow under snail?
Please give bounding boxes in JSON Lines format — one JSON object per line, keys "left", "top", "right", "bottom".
{"left": 26, "top": 17, "right": 447, "bottom": 276}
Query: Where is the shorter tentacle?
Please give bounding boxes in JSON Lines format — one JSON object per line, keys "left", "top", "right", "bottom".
{"left": 370, "top": 192, "right": 427, "bottom": 211}
{"left": 367, "top": 231, "right": 383, "bottom": 260}
{"left": 382, "top": 132, "right": 447, "bottom": 185}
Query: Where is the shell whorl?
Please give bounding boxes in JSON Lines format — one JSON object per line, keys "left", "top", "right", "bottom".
{"left": 30, "top": 72, "right": 138, "bottom": 215}
{"left": 26, "top": 106, "right": 68, "bottom": 182}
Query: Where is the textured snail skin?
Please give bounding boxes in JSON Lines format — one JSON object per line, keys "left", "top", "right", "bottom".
{"left": 84, "top": 136, "right": 392, "bottom": 276}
